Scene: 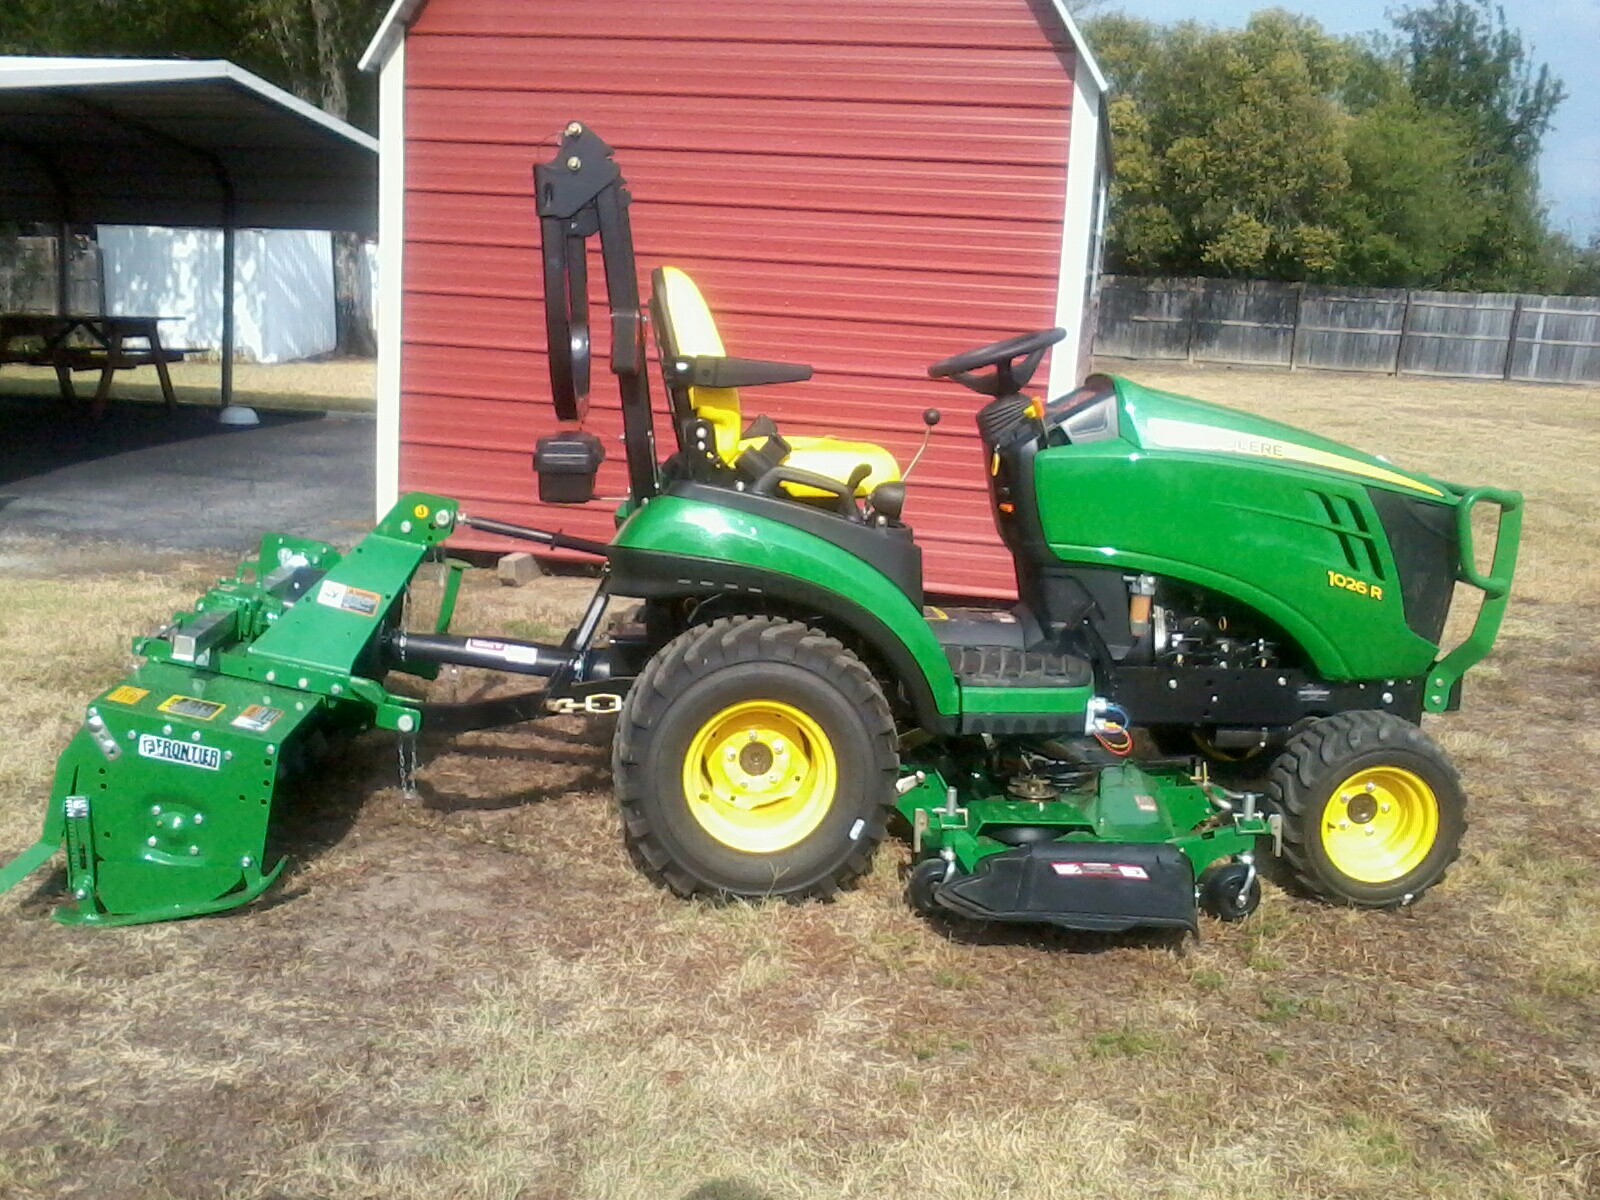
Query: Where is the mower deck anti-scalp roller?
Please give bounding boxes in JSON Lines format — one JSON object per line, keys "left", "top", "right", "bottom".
{"left": 0, "top": 124, "right": 1522, "bottom": 935}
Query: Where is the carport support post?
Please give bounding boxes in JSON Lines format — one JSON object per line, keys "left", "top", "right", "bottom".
{"left": 221, "top": 191, "right": 236, "bottom": 408}
{"left": 214, "top": 176, "right": 257, "bottom": 426}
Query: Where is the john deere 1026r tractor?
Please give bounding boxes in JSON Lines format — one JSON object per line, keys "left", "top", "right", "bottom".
{"left": 0, "top": 125, "right": 1521, "bottom": 934}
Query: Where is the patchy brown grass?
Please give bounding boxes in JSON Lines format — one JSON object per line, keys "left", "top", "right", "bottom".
{"left": 2, "top": 366, "right": 1599, "bottom": 1199}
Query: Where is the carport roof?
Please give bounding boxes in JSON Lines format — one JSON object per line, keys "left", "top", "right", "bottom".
{"left": 0, "top": 57, "right": 378, "bottom": 234}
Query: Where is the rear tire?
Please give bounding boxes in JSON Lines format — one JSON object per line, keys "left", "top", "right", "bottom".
{"left": 1266, "top": 711, "right": 1465, "bottom": 908}
{"left": 612, "top": 616, "right": 898, "bottom": 899}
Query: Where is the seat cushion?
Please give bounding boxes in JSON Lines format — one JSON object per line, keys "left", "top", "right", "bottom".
{"left": 737, "top": 434, "right": 900, "bottom": 497}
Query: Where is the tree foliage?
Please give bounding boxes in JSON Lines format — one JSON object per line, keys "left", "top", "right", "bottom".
{"left": 0, "top": 1, "right": 384, "bottom": 128}
{"left": 1087, "top": 2, "right": 1572, "bottom": 291}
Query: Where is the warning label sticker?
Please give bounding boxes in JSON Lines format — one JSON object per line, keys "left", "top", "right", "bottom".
{"left": 316, "top": 580, "right": 383, "bottom": 617}
{"left": 231, "top": 704, "right": 284, "bottom": 733}
{"left": 138, "top": 734, "right": 222, "bottom": 771}
{"left": 157, "top": 695, "right": 225, "bottom": 721}
{"left": 465, "top": 637, "right": 543, "bottom": 666}
{"left": 105, "top": 684, "right": 149, "bottom": 706}
{"left": 1051, "top": 862, "right": 1150, "bottom": 880}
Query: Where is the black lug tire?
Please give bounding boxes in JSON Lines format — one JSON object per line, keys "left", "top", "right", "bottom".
{"left": 612, "top": 616, "right": 899, "bottom": 900}
{"left": 906, "top": 857, "right": 948, "bottom": 918}
{"left": 1265, "top": 711, "right": 1466, "bottom": 909}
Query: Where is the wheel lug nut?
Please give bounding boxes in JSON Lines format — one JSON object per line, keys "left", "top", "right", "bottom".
{"left": 1380, "top": 802, "right": 1390, "bottom": 812}
{"left": 1365, "top": 782, "right": 1377, "bottom": 792}
{"left": 1339, "top": 820, "right": 1349, "bottom": 829}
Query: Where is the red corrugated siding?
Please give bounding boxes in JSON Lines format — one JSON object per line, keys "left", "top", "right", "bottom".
{"left": 401, "top": 0, "right": 1075, "bottom": 597}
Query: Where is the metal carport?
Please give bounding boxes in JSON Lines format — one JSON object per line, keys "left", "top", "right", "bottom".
{"left": 0, "top": 57, "right": 377, "bottom": 409}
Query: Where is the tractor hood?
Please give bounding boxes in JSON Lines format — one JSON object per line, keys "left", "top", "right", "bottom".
{"left": 1103, "top": 375, "right": 1450, "bottom": 501}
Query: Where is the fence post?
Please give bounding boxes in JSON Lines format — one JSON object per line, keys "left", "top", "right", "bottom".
{"left": 1501, "top": 295, "right": 1524, "bottom": 382}
{"left": 1288, "top": 282, "right": 1304, "bottom": 370}
{"left": 1393, "top": 290, "right": 1413, "bottom": 376}
{"left": 1185, "top": 278, "right": 1200, "bottom": 363}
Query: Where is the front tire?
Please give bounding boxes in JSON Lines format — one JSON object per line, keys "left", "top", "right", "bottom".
{"left": 612, "top": 616, "right": 898, "bottom": 899}
{"left": 1266, "top": 711, "right": 1466, "bottom": 908}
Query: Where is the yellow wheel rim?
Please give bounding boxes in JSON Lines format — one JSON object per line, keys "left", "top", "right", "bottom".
{"left": 1319, "top": 766, "right": 1439, "bottom": 884}
{"left": 682, "top": 700, "right": 837, "bottom": 854}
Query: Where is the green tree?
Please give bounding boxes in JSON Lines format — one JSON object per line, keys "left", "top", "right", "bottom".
{"left": 1388, "top": 0, "right": 1567, "bottom": 288}
{"left": 1091, "top": 12, "right": 1357, "bottom": 279}
{"left": 1087, "top": 4, "right": 1568, "bottom": 290}
{"left": 1336, "top": 99, "right": 1482, "bottom": 285}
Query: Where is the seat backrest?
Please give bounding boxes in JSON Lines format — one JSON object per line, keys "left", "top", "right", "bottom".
{"left": 650, "top": 266, "right": 743, "bottom": 459}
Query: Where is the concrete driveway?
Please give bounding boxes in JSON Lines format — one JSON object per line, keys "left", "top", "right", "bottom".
{"left": 0, "top": 397, "right": 375, "bottom": 551}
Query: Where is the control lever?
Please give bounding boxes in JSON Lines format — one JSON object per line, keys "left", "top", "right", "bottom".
{"left": 903, "top": 408, "right": 940, "bottom": 480}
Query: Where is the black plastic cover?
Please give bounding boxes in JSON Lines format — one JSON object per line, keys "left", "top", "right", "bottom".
{"left": 934, "top": 841, "right": 1198, "bottom": 934}
{"left": 1368, "top": 487, "right": 1457, "bottom": 645}
{"left": 535, "top": 431, "right": 606, "bottom": 504}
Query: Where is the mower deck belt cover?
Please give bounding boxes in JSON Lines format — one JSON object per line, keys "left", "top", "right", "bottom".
{"left": 931, "top": 841, "right": 1199, "bottom": 934}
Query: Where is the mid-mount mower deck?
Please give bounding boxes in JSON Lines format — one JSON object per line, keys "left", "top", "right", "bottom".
{"left": 0, "top": 125, "right": 1522, "bottom": 934}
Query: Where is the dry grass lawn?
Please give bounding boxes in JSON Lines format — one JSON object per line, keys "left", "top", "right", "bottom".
{"left": 1, "top": 363, "right": 1598, "bottom": 1199}
{"left": 0, "top": 357, "right": 374, "bottom": 414}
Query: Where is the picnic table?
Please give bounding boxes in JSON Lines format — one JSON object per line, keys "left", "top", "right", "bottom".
{"left": 0, "top": 313, "right": 189, "bottom": 417}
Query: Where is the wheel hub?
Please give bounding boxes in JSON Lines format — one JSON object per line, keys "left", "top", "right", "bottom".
{"left": 1320, "top": 766, "right": 1439, "bottom": 883}
{"left": 682, "top": 700, "right": 837, "bottom": 853}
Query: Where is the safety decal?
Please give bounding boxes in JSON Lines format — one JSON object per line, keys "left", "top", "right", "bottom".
{"left": 231, "top": 704, "right": 284, "bottom": 733}
{"left": 1134, "top": 794, "right": 1158, "bottom": 812}
{"left": 138, "top": 734, "right": 222, "bottom": 771}
{"left": 157, "top": 695, "right": 225, "bottom": 721}
{"left": 1051, "top": 862, "right": 1150, "bottom": 880}
{"left": 465, "top": 637, "right": 543, "bottom": 666}
{"left": 105, "top": 684, "right": 149, "bottom": 706}
{"left": 316, "top": 580, "right": 383, "bottom": 617}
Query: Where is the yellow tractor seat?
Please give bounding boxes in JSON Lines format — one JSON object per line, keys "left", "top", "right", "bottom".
{"left": 651, "top": 266, "right": 900, "bottom": 496}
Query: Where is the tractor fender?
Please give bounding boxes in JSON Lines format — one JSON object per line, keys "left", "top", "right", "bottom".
{"left": 609, "top": 495, "right": 959, "bottom": 731}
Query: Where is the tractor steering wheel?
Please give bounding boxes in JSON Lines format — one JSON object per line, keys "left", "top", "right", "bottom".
{"left": 927, "top": 328, "right": 1066, "bottom": 397}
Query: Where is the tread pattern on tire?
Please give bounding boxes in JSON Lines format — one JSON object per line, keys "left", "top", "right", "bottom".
{"left": 1266, "top": 710, "right": 1465, "bottom": 907}
{"left": 613, "top": 615, "right": 899, "bottom": 900}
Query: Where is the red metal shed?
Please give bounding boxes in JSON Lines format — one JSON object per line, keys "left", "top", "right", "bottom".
{"left": 360, "top": 0, "right": 1109, "bottom": 598}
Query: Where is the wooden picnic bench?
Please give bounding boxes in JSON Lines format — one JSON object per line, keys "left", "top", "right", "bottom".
{"left": 0, "top": 313, "right": 191, "bottom": 417}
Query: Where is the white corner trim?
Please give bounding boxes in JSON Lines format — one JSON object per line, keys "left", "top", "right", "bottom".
{"left": 359, "top": 0, "right": 425, "bottom": 73}
{"left": 374, "top": 38, "right": 406, "bottom": 518}
{"left": 1048, "top": 1, "right": 1109, "bottom": 93}
{"left": 1047, "top": 67, "right": 1104, "bottom": 397}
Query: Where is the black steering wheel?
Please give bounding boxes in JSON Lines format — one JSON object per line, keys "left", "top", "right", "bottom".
{"left": 927, "top": 327, "right": 1066, "bottom": 397}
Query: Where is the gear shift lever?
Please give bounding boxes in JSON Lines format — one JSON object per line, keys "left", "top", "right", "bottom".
{"left": 903, "top": 408, "right": 940, "bottom": 480}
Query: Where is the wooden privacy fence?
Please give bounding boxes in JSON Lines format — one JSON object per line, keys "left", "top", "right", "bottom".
{"left": 1095, "top": 276, "right": 1600, "bottom": 385}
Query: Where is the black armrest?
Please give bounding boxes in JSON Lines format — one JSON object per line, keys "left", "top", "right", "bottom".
{"left": 661, "top": 355, "right": 813, "bottom": 389}
{"left": 749, "top": 463, "right": 872, "bottom": 520}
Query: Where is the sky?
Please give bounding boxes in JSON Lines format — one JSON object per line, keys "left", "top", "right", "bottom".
{"left": 1095, "top": 0, "right": 1600, "bottom": 238}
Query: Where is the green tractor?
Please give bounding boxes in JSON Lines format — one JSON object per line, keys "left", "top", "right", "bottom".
{"left": 0, "top": 125, "right": 1521, "bottom": 934}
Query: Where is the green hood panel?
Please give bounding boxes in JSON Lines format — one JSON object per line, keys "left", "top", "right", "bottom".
{"left": 1105, "top": 375, "right": 1450, "bottom": 500}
